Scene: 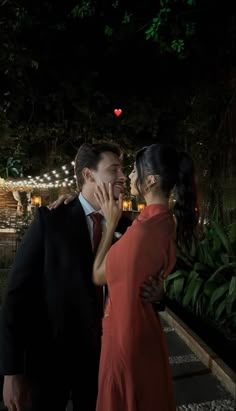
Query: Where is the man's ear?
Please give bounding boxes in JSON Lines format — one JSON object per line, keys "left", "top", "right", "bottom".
{"left": 82, "top": 167, "right": 95, "bottom": 183}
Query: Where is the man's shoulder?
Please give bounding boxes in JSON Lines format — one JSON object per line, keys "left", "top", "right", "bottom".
{"left": 39, "top": 198, "right": 82, "bottom": 220}
{"left": 117, "top": 213, "right": 132, "bottom": 234}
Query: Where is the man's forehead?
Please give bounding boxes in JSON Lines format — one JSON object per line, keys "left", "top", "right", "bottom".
{"left": 99, "top": 152, "right": 122, "bottom": 166}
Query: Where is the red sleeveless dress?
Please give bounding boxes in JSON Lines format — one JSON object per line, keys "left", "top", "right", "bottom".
{"left": 96, "top": 204, "right": 177, "bottom": 411}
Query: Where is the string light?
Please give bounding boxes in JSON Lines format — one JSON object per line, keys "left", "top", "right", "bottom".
{"left": 0, "top": 162, "right": 77, "bottom": 191}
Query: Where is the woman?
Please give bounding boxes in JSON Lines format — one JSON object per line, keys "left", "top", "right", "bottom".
{"left": 93, "top": 143, "right": 198, "bottom": 411}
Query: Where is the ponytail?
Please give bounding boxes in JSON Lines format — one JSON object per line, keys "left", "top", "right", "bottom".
{"left": 173, "top": 152, "right": 198, "bottom": 250}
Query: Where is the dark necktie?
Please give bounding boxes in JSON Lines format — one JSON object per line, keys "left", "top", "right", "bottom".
{"left": 89, "top": 212, "right": 103, "bottom": 254}
{"left": 89, "top": 212, "right": 104, "bottom": 336}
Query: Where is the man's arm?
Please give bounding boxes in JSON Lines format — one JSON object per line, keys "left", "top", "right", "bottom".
{"left": 0, "top": 208, "right": 44, "bottom": 375}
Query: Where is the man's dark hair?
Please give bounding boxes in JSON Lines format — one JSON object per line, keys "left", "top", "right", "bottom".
{"left": 74, "top": 142, "right": 122, "bottom": 189}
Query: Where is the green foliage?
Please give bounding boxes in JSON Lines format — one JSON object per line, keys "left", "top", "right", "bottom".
{"left": 171, "top": 39, "right": 185, "bottom": 54}
{"left": 112, "top": 1, "right": 119, "bottom": 9}
{"left": 71, "top": 1, "right": 94, "bottom": 18}
{"left": 70, "top": 0, "right": 197, "bottom": 56}
{"left": 145, "top": 17, "right": 162, "bottom": 41}
{"left": 0, "top": 157, "right": 23, "bottom": 178}
{"left": 143, "top": 0, "right": 196, "bottom": 56}
{"left": 122, "top": 11, "right": 132, "bottom": 24}
{"left": 165, "top": 218, "right": 236, "bottom": 337}
{"left": 104, "top": 25, "right": 113, "bottom": 37}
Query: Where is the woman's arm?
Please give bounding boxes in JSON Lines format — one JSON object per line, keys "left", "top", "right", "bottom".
{"left": 92, "top": 183, "right": 123, "bottom": 286}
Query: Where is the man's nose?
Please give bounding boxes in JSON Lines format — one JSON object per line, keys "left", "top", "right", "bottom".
{"left": 119, "top": 170, "right": 127, "bottom": 181}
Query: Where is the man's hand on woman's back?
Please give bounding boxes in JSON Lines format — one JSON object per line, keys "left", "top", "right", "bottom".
{"left": 140, "top": 273, "right": 166, "bottom": 312}
{"left": 47, "top": 191, "right": 78, "bottom": 210}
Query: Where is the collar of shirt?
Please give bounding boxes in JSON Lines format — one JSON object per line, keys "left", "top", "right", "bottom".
{"left": 78, "top": 192, "right": 100, "bottom": 216}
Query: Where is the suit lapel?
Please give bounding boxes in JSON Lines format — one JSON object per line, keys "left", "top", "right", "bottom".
{"left": 116, "top": 214, "right": 132, "bottom": 234}
{"left": 68, "top": 198, "right": 93, "bottom": 263}
{"left": 66, "top": 202, "right": 132, "bottom": 265}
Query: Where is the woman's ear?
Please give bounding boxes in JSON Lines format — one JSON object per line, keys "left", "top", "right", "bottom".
{"left": 154, "top": 174, "right": 161, "bottom": 188}
{"left": 145, "top": 174, "right": 160, "bottom": 191}
{"left": 148, "top": 175, "right": 157, "bottom": 185}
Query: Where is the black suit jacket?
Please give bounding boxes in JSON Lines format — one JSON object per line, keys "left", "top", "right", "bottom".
{"left": 0, "top": 199, "right": 132, "bottom": 377}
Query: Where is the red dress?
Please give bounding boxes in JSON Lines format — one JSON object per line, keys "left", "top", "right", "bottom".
{"left": 96, "top": 204, "right": 177, "bottom": 411}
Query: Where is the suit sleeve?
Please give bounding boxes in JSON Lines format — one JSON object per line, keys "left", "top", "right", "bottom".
{"left": 0, "top": 209, "right": 44, "bottom": 375}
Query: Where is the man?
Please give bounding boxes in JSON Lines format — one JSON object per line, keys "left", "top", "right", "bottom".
{"left": 0, "top": 142, "right": 162, "bottom": 411}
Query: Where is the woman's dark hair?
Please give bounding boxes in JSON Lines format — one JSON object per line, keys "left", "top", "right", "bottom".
{"left": 74, "top": 142, "right": 122, "bottom": 189}
{"left": 135, "top": 144, "right": 198, "bottom": 249}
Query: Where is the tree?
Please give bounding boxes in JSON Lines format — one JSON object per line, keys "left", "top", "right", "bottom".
{"left": 71, "top": 0, "right": 197, "bottom": 57}
{"left": 0, "top": 157, "right": 23, "bottom": 178}
{"left": 0, "top": 0, "right": 236, "bottom": 204}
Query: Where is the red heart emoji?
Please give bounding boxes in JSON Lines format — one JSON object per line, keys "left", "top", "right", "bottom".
{"left": 114, "top": 108, "right": 122, "bottom": 117}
